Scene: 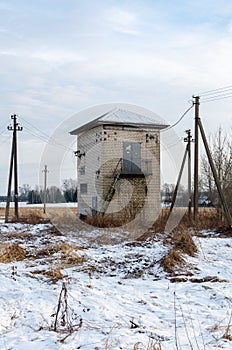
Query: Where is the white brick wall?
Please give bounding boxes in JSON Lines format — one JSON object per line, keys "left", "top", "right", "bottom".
{"left": 76, "top": 124, "right": 161, "bottom": 222}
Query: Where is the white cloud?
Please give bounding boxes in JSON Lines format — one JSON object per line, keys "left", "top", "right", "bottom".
{"left": 105, "top": 7, "right": 140, "bottom": 35}
{"left": 1, "top": 0, "right": 232, "bottom": 192}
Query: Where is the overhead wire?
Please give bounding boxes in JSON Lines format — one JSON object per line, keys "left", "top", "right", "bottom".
{"left": 23, "top": 125, "right": 75, "bottom": 153}
{"left": 0, "top": 120, "right": 10, "bottom": 135}
{"left": 200, "top": 93, "right": 232, "bottom": 103}
{"left": 197, "top": 85, "right": 232, "bottom": 96}
{"left": 196, "top": 84, "right": 232, "bottom": 103}
{"left": 161, "top": 103, "right": 194, "bottom": 132}
{"left": 18, "top": 116, "right": 74, "bottom": 152}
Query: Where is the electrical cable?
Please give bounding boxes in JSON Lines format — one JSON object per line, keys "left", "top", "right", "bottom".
{"left": 19, "top": 116, "right": 53, "bottom": 139}
{"left": 23, "top": 126, "right": 74, "bottom": 153}
{"left": 198, "top": 85, "right": 232, "bottom": 96}
{"left": 195, "top": 84, "right": 232, "bottom": 103}
{"left": 0, "top": 120, "right": 10, "bottom": 134}
{"left": 161, "top": 103, "right": 194, "bottom": 132}
{"left": 18, "top": 116, "right": 74, "bottom": 152}
{"left": 201, "top": 93, "right": 232, "bottom": 103}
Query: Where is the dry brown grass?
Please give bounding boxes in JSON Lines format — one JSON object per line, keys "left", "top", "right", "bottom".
{"left": 0, "top": 242, "right": 27, "bottom": 263}
{"left": 160, "top": 230, "right": 197, "bottom": 274}
{"left": 84, "top": 214, "right": 127, "bottom": 228}
{"left": 32, "top": 242, "right": 87, "bottom": 267}
{"left": 31, "top": 266, "right": 64, "bottom": 282}
{"left": 0, "top": 206, "right": 78, "bottom": 224}
{"left": 58, "top": 242, "right": 86, "bottom": 266}
{"left": 172, "top": 231, "right": 197, "bottom": 257}
{"left": 138, "top": 207, "right": 231, "bottom": 241}
{"left": 161, "top": 248, "right": 185, "bottom": 274}
{"left": 165, "top": 207, "right": 229, "bottom": 231}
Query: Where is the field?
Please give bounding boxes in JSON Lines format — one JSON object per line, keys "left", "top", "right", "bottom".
{"left": 0, "top": 206, "right": 231, "bottom": 349}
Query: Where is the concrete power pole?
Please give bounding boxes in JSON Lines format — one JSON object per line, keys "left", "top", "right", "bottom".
{"left": 43, "top": 165, "right": 48, "bottom": 214}
{"left": 5, "top": 133, "right": 15, "bottom": 223}
{"left": 5, "top": 114, "right": 23, "bottom": 222}
{"left": 193, "top": 96, "right": 200, "bottom": 221}
{"left": 185, "top": 129, "right": 193, "bottom": 220}
{"left": 168, "top": 129, "right": 193, "bottom": 221}
{"left": 198, "top": 119, "right": 232, "bottom": 227}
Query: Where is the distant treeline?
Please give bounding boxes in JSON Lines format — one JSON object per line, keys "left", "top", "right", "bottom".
{"left": 1, "top": 179, "right": 77, "bottom": 204}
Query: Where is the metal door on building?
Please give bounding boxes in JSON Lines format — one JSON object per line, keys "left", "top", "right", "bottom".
{"left": 92, "top": 196, "right": 98, "bottom": 216}
{"left": 123, "top": 142, "right": 141, "bottom": 174}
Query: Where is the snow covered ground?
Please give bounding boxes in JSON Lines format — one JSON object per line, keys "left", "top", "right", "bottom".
{"left": 0, "top": 222, "right": 231, "bottom": 349}
{"left": 0, "top": 202, "right": 78, "bottom": 208}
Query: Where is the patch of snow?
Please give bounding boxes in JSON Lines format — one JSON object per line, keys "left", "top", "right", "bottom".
{"left": 0, "top": 223, "right": 231, "bottom": 349}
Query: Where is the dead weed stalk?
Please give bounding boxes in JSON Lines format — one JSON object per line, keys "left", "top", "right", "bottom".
{"left": 133, "top": 338, "right": 162, "bottom": 349}
{"left": 52, "top": 282, "right": 82, "bottom": 340}
{"left": 222, "top": 310, "right": 232, "bottom": 341}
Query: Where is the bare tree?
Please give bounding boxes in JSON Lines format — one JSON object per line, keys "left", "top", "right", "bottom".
{"left": 62, "top": 178, "right": 77, "bottom": 202}
{"left": 200, "top": 127, "right": 232, "bottom": 210}
{"left": 19, "top": 184, "right": 31, "bottom": 202}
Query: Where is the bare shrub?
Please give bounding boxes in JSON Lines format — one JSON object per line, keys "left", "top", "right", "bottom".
{"left": 0, "top": 243, "right": 27, "bottom": 263}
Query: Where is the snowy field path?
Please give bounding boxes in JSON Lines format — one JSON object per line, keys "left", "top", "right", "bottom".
{"left": 0, "top": 223, "right": 231, "bottom": 349}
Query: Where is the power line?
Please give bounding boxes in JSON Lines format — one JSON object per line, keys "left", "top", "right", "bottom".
{"left": 201, "top": 93, "right": 232, "bottom": 103}
{"left": 20, "top": 117, "right": 73, "bottom": 151}
{"left": 23, "top": 126, "right": 74, "bottom": 152}
{"left": 195, "top": 84, "right": 232, "bottom": 103}
{"left": 198, "top": 85, "right": 232, "bottom": 96}
{"left": 19, "top": 116, "right": 54, "bottom": 139}
{"left": 0, "top": 121, "right": 10, "bottom": 135}
{"left": 1, "top": 115, "right": 71, "bottom": 151}
{"left": 161, "top": 103, "right": 194, "bottom": 132}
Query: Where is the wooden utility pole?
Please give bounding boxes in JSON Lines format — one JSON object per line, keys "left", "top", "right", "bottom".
{"left": 193, "top": 96, "right": 200, "bottom": 221}
{"left": 168, "top": 129, "right": 193, "bottom": 220}
{"left": 168, "top": 145, "right": 188, "bottom": 218}
{"left": 198, "top": 119, "right": 232, "bottom": 227}
{"left": 5, "top": 114, "right": 22, "bottom": 222}
{"left": 13, "top": 115, "right": 19, "bottom": 218}
{"left": 185, "top": 129, "right": 192, "bottom": 219}
{"left": 5, "top": 135, "right": 15, "bottom": 223}
{"left": 43, "top": 165, "right": 48, "bottom": 214}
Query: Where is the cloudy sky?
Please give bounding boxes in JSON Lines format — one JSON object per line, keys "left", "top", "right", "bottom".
{"left": 0, "top": 0, "right": 232, "bottom": 194}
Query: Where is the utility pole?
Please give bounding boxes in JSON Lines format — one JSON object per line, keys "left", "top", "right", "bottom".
{"left": 5, "top": 114, "right": 23, "bottom": 222}
{"left": 168, "top": 129, "right": 193, "bottom": 221}
{"left": 5, "top": 134, "right": 15, "bottom": 223}
{"left": 168, "top": 145, "right": 188, "bottom": 219}
{"left": 184, "top": 129, "right": 193, "bottom": 220}
{"left": 198, "top": 119, "right": 232, "bottom": 227}
{"left": 42, "top": 165, "right": 48, "bottom": 214}
{"left": 193, "top": 96, "right": 200, "bottom": 221}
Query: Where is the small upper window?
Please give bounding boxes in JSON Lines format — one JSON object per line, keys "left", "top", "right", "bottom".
{"left": 80, "top": 183, "right": 88, "bottom": 194}
{"left": 79, "top": 166, "right": 85, "bottom": 175}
